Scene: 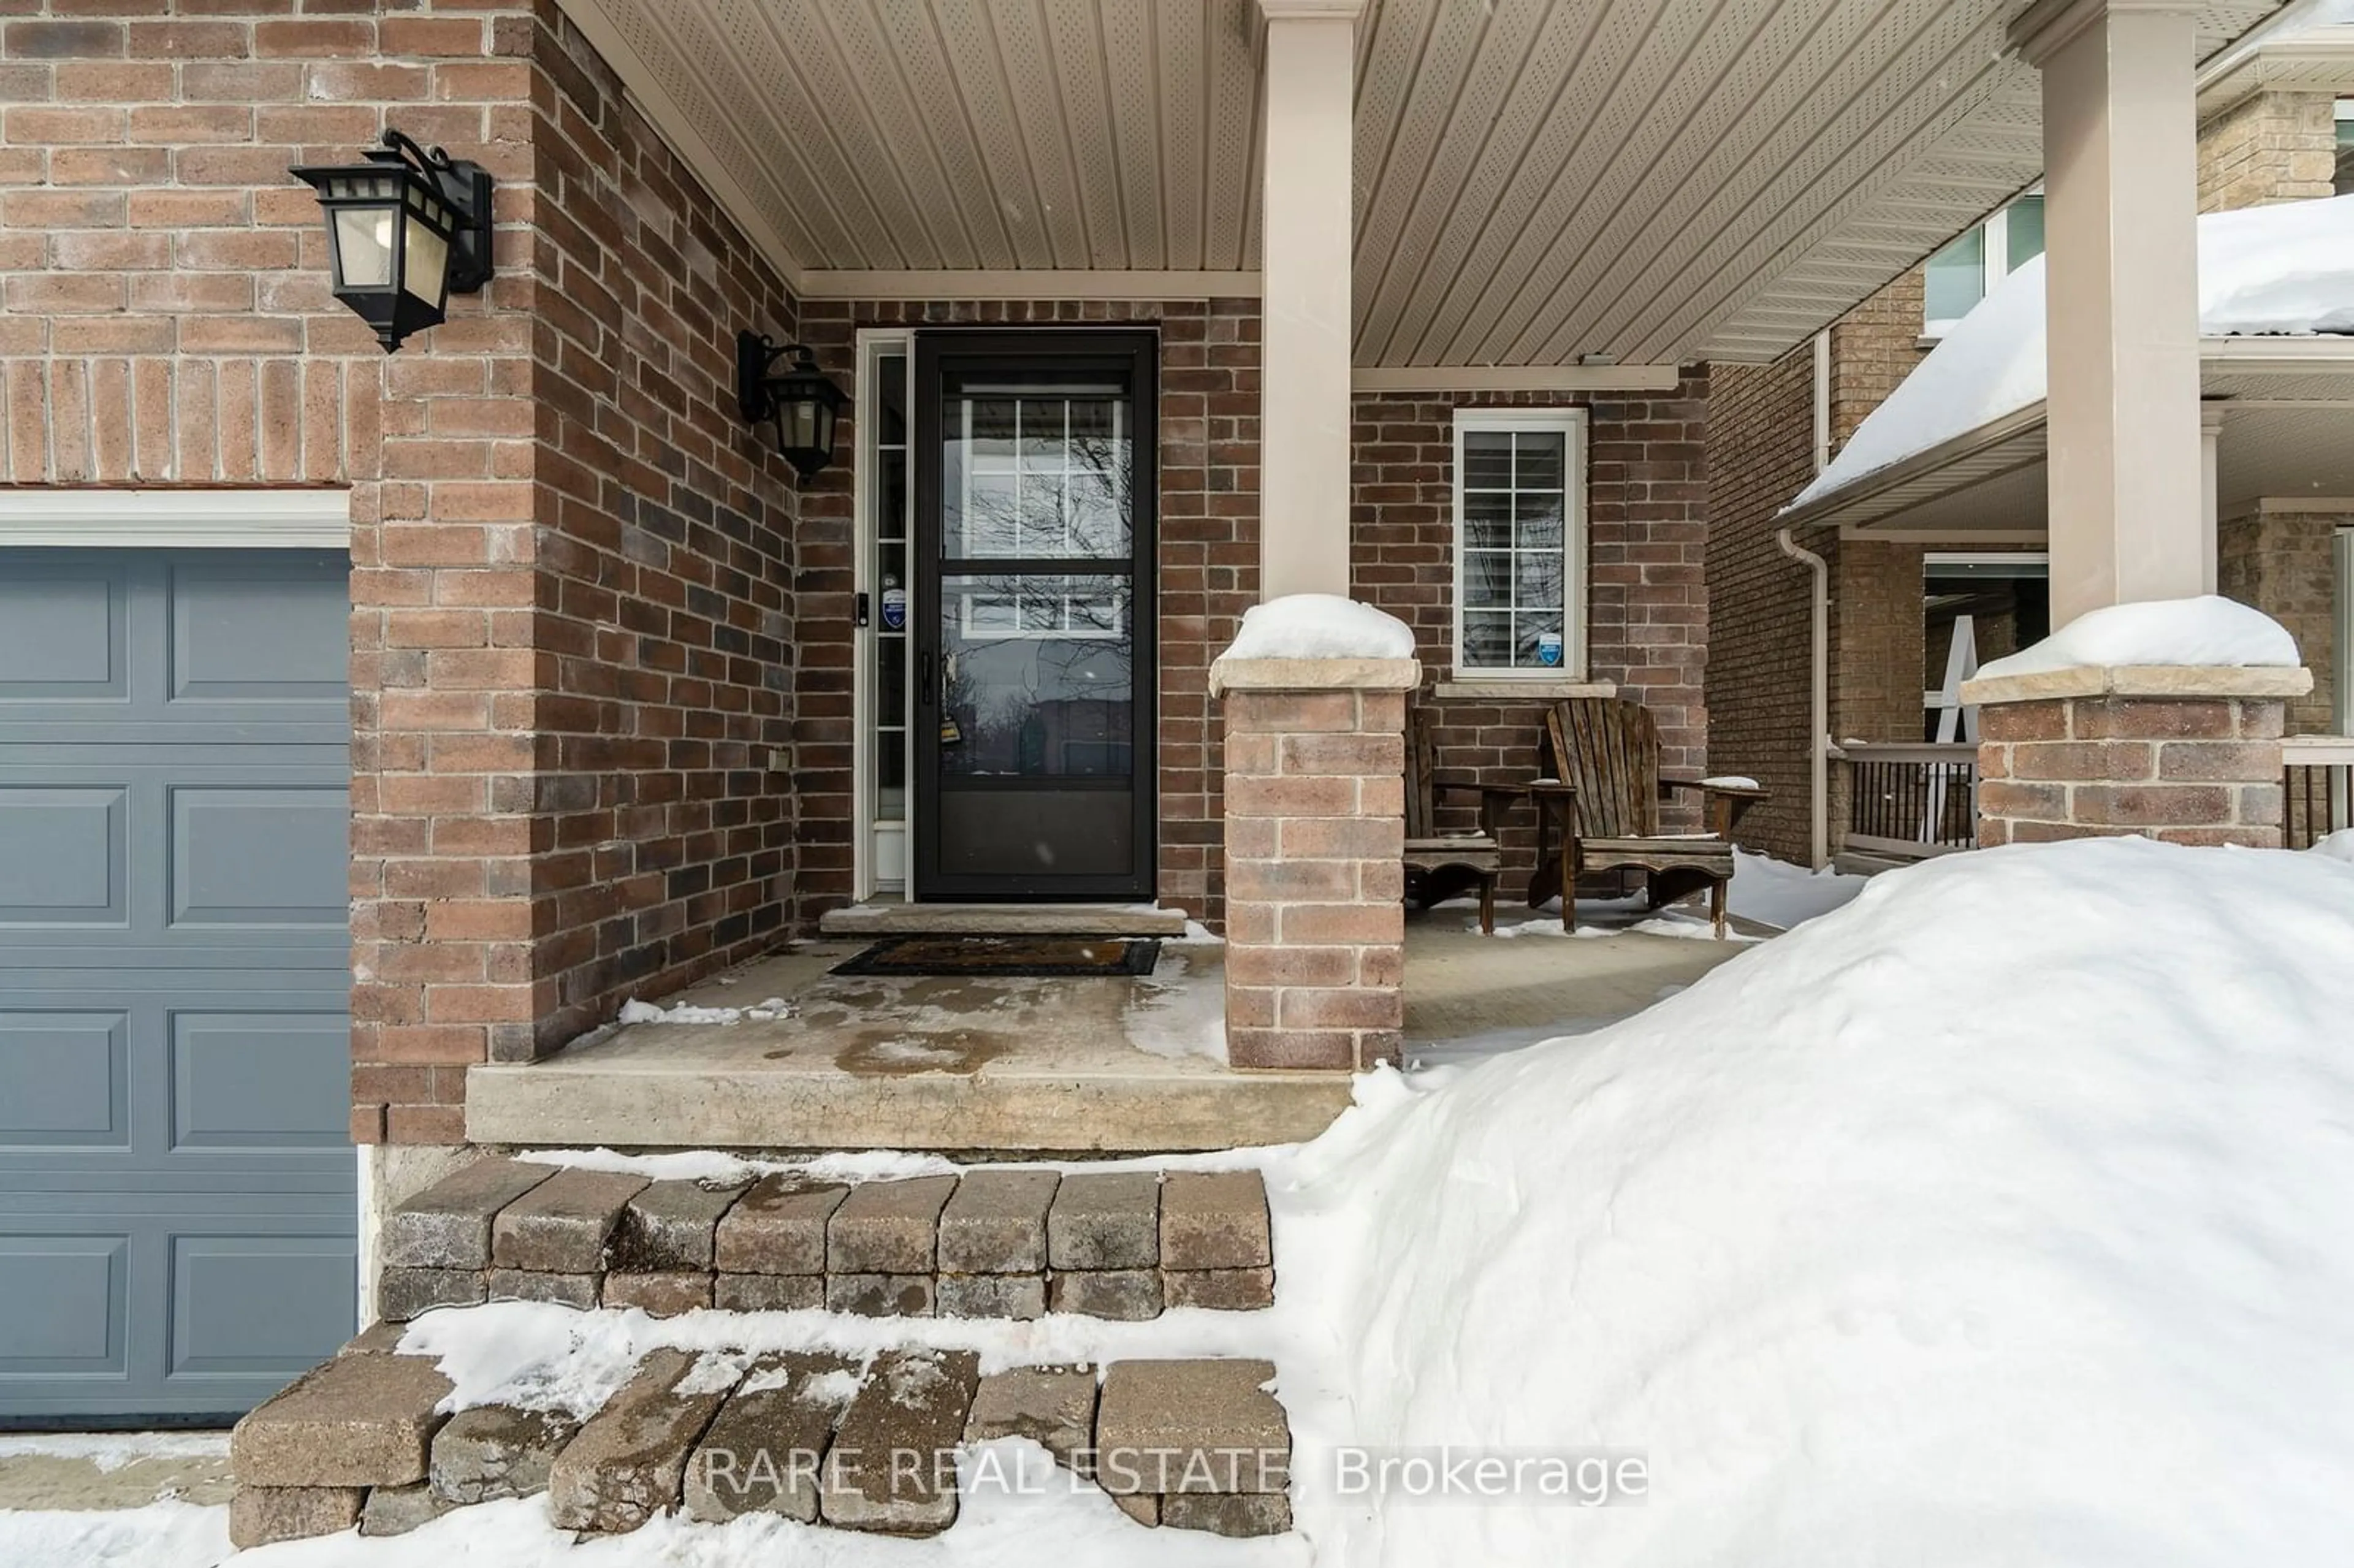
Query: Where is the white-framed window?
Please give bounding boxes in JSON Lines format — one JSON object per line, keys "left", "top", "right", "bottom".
{"left": 1452, "top": 408, "right": 1587, "bottom": 678}
{"left": 1923, "top": 192, "right": 2046, "bottom": 336}
{"left": 2336, "top": 100, "right": 2353, "bottom": 197}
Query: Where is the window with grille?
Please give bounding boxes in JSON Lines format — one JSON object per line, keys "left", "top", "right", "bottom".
{"left": 1452, "top": 409, "right": 1586, "bottom": 677}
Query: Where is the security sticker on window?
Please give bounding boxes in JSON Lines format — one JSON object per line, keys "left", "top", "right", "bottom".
{"left": 1536, "top": 631, "right": 1564, "bottom": 668}
{"left": 880, "top": 585, "right": 907, "bottom": 631}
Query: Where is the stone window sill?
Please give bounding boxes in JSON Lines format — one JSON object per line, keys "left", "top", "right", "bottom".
{"left": 1431, "top": 679, "right": 1617, "bottom": 701}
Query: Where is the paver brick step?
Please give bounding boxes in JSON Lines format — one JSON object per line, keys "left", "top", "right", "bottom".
{"left": 377, "top": 1159, "right": 1278, "bottom": 1324}
{"left": 229, "top": 1341, "right": 1295, "bottom": 1549}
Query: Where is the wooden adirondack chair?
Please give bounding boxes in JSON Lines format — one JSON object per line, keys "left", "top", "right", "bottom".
{"left": 1403, "top": 705, "right": 1520, "bottom": 935}
{"left": 1532, "top": 697, "right": 1766, "bottom": 938}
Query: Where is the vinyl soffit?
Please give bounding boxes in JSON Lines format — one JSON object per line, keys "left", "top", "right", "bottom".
{"left": 554, "top": 0, "right": 2287, "bottom": 367}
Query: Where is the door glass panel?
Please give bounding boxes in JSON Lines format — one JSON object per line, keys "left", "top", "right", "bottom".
{"left": 870, "top": 354, "right": 909, "bottom": 829}
{"left": 942, "top": 383, "right": 1131, "bottom": 560}
{"left": 937, "top": 573, "right": 1132, "bottom": 780}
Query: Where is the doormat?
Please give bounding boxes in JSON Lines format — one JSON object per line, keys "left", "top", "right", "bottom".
{"left": 831, "top": 935, "right": 1162, "bottom": 979}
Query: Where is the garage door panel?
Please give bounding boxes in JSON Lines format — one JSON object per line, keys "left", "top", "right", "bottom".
{"left": 170, "top": 787, "right": 349, "bottom": 927}
{"left": 0, "top": 567, "right": 125, "bottom": 700}
{"left": 0, "top": 786, "right": 126, "bottom": 925}
{"left": 0, "top": 1010, "right": 128, "bottom": 1149}
{"left": 0, "top": 546, "right": 353, "bottom": 1423}
{"left": 169, "top": 562, "right": 350, "bottom": 703}
{"left": 169, "top": 1234, "right": 356, "bottom": 1379}
{"left": 170, "top": 1011, "right": 351, "bottom": 1151}
{"left": 0, "top": 1233, "right": 128, "bottom": 1377}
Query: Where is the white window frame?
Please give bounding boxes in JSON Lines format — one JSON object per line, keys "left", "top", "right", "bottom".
{"left": 1450, "top": 407, "right": 1588, "bottom": 682}
{"left": 2335, "top": 527, "right": 2352, "bottom": 735}
{"left": 1923, "top": 189, "right": 2044, "bottom": 338}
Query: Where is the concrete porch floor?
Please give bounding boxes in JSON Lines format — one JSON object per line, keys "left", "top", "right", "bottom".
{"left": 466, "top": 905, "right": 1756, "bottom": 1155}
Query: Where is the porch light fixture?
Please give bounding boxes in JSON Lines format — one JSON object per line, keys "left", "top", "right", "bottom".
{"left": 291, "top": 129, "right": 493, "bottom": 353}
{"left": 736, "top": 330, "right": 847, "bottom": 480}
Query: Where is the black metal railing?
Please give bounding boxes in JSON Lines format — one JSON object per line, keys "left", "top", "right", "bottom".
{"left": 2284, "top": 737, "right": 2354, "bottom": 850}
{"left": 1842, "top": 743, "right": 1979, "bottom": 858}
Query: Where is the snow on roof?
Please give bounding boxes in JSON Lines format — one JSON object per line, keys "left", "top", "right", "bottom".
{"left": 1789, "top": 194, "right": 2354, "bottom": 516}
{"left": 1975, "top": 595, "right": 2301, "bottom": 679}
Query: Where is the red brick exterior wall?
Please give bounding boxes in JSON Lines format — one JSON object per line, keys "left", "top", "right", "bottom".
{"left": 1347, "top": 378, "right": 1712, "bottom": 890}
{"left": 0, "top": 2, "right": 801, "bottom": 1143}
{"left": 1701, "top": 354, "right": 1819, "bottom": 865}
{"left": 790, "top": 300, "right": 1262, "bottom": 929}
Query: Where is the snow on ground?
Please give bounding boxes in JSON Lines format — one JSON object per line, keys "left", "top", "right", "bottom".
{"left": 2312, "top": 828, "right": 2354, "bottom": 862}
{"left": 1216, "top": 593, "right": 1417, "bottom": 663}
{"left": 1976, "top": 595, "right": 2299, "bottom": 679}
{"left": 17, "top": 839, "right": 2354, "bottom": 1566}
{"left": 1789, "top": 193, "right": 2354, "bottom": 513}
{"left": 0, "top": 1432, "right": 227, "bottom": 1473}
{"left": 1727, "top": 846, "right": 1868, "bottom": 929}
{"left": 1292, "top": 837, "right": 2354, "bottom": 1567}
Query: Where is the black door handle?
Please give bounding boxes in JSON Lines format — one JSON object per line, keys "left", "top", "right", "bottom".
{"left": 918, "top": 650, "right": 935, "bottom": 707}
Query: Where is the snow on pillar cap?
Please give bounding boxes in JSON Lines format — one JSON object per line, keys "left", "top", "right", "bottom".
{"left": 1209, "top": 594, "right": 1421, "bottom": 695}
{"left": 1974, "top": 595, "right": 2300, "bottom": 680}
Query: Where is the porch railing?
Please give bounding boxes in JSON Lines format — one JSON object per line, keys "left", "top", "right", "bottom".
{"left": 2284, "top": 735, "right": 2354, "bottom": 850}
{"left": 1840, "top": 742, "right": 1979, "bottom": 859}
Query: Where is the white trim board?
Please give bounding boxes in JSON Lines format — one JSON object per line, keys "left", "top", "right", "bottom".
{"left": 0, "top": 489, "right": 352, "bottom": 549}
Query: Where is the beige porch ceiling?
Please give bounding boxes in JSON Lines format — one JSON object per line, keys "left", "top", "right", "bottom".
{"left": 555, "top": 0, "right": 2282, "bottom": 368}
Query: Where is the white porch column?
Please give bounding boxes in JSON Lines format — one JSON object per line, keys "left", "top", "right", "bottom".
{"left": 1256, "top": 0, "right": 1363, "bottom": 599}
{"left": 2012, "top": 0, "right": 2206, "bottom": 625}
{"left": 2199, "top": 403, "right": 2225, "bottom": 593}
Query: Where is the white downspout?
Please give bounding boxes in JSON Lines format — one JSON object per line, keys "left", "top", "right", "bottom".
{"left": 1778, "top": 527, "right": 1831, "bottom": 870}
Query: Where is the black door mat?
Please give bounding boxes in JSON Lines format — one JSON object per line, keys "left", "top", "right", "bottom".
{"left": 830, "top": 935, "right": 1163, "bottom": 979}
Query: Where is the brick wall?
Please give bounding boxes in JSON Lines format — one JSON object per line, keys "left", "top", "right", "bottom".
{"left": 2197, "top": 90, "right": 2339, "bottom": 211}
{"left": 0, "top": 2, "right": 801, "bottom": 1143}
{"left": 790, "top": 299, "right": 1262, "bottom": 929}
{"left": 2220, "top": 502, "right": 2347, "bottom": 734}
{"left": 1347, "top": 379, "right": 1711, "bottom": 889}
{"left": 1702, "top": 354, "right": 1819, "bottom": 865}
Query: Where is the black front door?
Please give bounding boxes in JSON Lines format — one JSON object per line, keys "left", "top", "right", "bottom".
{"left": 912, "top": 330, "right": 1157, "bottom": 900}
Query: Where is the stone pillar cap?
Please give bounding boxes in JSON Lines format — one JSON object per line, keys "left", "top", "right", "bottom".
{"left": 1209, "top": 656, "right": 1421, "bottom": 696}
{"left": 1959, "top": 663, "right": 2314, "bottom": 706}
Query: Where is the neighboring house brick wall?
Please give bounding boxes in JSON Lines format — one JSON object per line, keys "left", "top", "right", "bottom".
{"left": 2197, "top": 90, "right": 2340, "bottom": 211}
{"left": 791, "top": 299, "right": 1262, "bottom": 930}
{"left": 0, "top": 3, "right": 801, "bottom": 1144}
{"left": 1349, "top": 377, "right": 1711, "bottom": 889}
{"left": 2220, "top": 502, "right": 2347, "bottom": 735}
{"left": 1701, "top": 356, "right": 1818, "bottom": 866}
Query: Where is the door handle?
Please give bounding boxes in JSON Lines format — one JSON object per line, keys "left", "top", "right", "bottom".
{"left": 919, "top": 650, "right": 935, "bottom": 707}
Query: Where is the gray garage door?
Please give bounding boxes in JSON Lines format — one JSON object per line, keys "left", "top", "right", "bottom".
{"left": 0, "top": 548, "right": 356, "bottom": 1425}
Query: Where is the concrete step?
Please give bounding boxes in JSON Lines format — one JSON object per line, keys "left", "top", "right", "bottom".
{"left": 377, "top": 1159, "right": 1276, "bottom": 1325}
{"left": 818, "top": 902, "right": 1190, "bottom": 938}
{"left": 232, "top": 1344, "right": 1293, "bottom": 1547}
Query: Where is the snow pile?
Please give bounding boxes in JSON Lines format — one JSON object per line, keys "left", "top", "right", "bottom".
{"left": 2310, "top": 828, "right": 2354, "bottom": 863}
{"left": 1219, "top": 594, "right": 1417, "bottom": 663}
{"left": 1975, "top": 595, "right": 2300, "bottom": 678}
{"left": 1292, "top": 837, "right": 2354, "bottom": 1566}
{"left": 1727, "top": 845, "right": 1867, "bottom": 929}
{"left": 615, "top": 996, "right": 794, "bottom": 1026}
{"left": 1791, "top": 194, "right": 2354, "bottom": 511}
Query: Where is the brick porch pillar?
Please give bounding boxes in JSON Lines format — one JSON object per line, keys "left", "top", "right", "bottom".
{"left": 1210, "top": 656, "right": 1420, "bottom": 1071}
{"left": 1962, "top": 666, "right": 2314, "bottom": 848}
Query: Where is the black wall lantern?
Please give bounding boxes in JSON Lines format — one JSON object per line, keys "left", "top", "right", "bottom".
{"left": 737, "top": 331, "right": 847, "bottom": 481}
{"left": 291, "top": 129, "right": 493, "bottom": 353}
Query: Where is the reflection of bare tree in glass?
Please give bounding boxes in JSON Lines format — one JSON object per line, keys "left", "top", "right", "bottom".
{"left": 942, "top": 394, "right": 1137, "bottom": 777}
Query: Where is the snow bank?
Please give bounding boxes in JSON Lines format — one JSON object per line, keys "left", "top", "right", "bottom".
{"left": 1292, "top": 837, "right": 2354, "bottom": 1567}
{"left": 1220, "top": 593, "right": 1417, "bottom": 661}
{"left": 1975, "top": 594, "right": 2299, "bottom": 678}
{"left": 1727, "top": 845, "right": 1867, "bottom": 929}
{"left": 1791, "top": 194, "right": 2354, "bottom": 511}
{"left": 2310, "top": 828, "right": 2354, "bottom": 864}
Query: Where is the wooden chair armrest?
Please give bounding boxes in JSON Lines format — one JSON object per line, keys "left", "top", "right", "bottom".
{"left": 1659, "top": 777, "right": 1766, "bottom": 837}
{"left": 1659, "top": 776, "right": 1769, "bottom": 799}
